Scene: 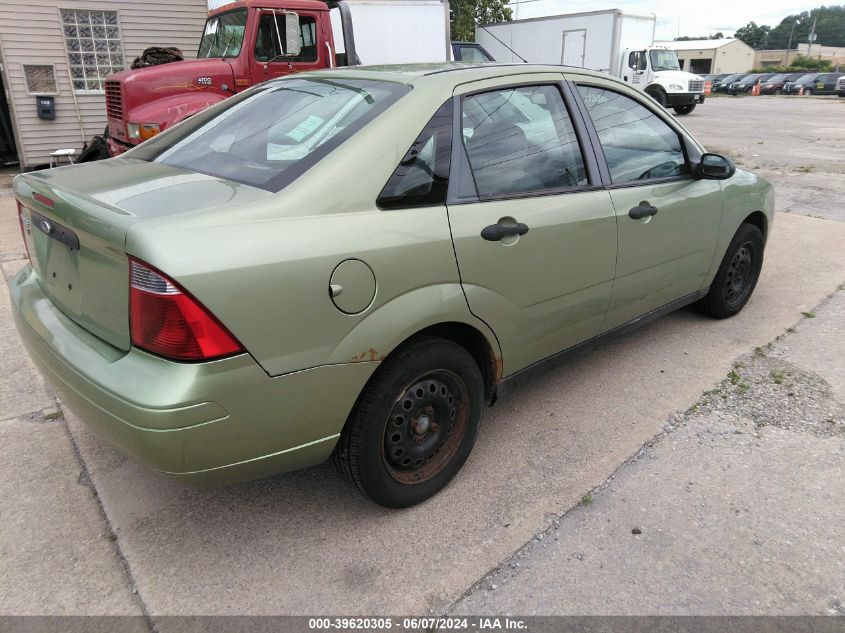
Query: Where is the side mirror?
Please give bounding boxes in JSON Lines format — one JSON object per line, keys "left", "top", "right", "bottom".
{"left": 284, "top": 12, "right": 301, "bottom": 57}
{"left": 696, "top": 153, "right": 736, "bottom": 180}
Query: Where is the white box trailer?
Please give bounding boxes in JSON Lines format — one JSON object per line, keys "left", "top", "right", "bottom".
{"left": 477, "top": 9, "right": 707, "bottom": 114}
{"left": 330, "top": 0, "right": 451, "bottom": 64}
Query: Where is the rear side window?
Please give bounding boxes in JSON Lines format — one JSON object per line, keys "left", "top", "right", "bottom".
{"left": 577, "top": 85, "right": 689, "bottom": 184}
{"left": 378, "top": 100, "right": 453, "bottom": 209}
{"left": 136, "top": 78, "right": 410, "bottom": 192}
{"left": 461, "top": 84, "right": 588, "bottom": 197}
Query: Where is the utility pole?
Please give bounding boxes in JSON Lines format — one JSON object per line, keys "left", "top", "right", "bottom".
{"left": 786, "top": 19, "right": 796, "bottom": 66}
{"left": 807, "top": 16, "right": 817, "bottom": 57}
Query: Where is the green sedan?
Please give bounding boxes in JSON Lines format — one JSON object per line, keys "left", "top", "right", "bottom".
{"left": 11, "top": 64, "right": 774, "bottom": 507}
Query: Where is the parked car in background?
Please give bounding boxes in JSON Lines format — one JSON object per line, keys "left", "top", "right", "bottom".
{"left": 712, "top": 73, "right": 747, "bottom": 93}
{"left": 797, "top": 72, "right": 845, "bottom": 95}
{"left": 11, "top": 64, "right": 774, "bottom": 508}
{"left": 759, "top": 73, "right": 805, "bottom": 95}
{"left": 727, "top": 73, "right": 775, "bottom": 95}
{"left": 783, "top": 73, "right": 822, "bottom": 95}
{"left": 451, "top": 42, "right": 495, "bottom": 62}
{"left": 838, "top": 75, "right": 845, "bottom": 97}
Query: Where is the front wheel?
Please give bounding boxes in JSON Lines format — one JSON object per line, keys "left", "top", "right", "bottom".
{"left": 647, "top": 89, "right": 667, "bottom": 107}
{"left": 673, "top": 104, "right": 696, "bottom": 115}
{"left": 804, "top": 88, "right": 813, "bottom": 96}
{"left": 333, "top": 337, "right": 484, "bottom": 508}
{"left": 697, "top": 223, "right": 765, "bottom": 319}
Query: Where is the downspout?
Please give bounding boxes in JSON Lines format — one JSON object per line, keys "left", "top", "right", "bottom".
{"left": 326, "top": 1, "right": 360, "bottom": 65}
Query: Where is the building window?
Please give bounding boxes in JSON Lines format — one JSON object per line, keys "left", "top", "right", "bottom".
{"left": 60, "top": 9, "right": 125, "bottom": 92}
{"left": 23, "top": 64, "right": 59, "bottom": 95}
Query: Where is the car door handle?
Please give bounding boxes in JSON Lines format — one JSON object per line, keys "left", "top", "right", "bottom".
{"left": 628, "top": 202, "right": 658, "bottom": 220}
{"left": 481, "top": 222, "right": 530, "bottom": 242}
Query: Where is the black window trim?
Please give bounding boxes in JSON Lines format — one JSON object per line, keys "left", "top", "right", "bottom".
{"left": 376, "top": 98, "right": 454, "bottom": 210}
{"left": 569, "top": 80, "right": 702, "bottom": 190}
{"left": 445, "top": 79, "right": 602, "bottom": 205}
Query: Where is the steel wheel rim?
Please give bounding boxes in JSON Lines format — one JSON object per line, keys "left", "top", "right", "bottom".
{"left": 725, "top": 241, "right": 755, "bottom": 307}
{"left": 381, "top": 369, "right": 469, "bottom": 485}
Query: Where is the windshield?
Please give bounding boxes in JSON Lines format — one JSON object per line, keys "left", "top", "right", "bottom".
{"left": 767, "top": 74, "right": 788, "bottom": 82}
{"left": 648, "top": 50, "right": 680, "bottom": 71}
{"left": 798, "top": 75, "right": 820, "bottom": 84}
{"left": 139, "top": 78, "right": 410, "bottom": 191}
{"left": 198, "top": 9, "right": 247, "bottom": 58}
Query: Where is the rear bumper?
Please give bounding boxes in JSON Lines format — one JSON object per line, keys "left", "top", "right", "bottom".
{"left": 10, "top": 265, "right": 377, "bottom": 485}
{"left": 666, "top": 93, "right": 705, "bottom": 107}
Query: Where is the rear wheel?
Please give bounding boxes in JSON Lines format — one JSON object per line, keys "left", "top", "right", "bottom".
{"left": 333, "top": 337, "right": 484, "bottom": 508}
{"left": 673, "top": 104, "right": 696, "bottom": 115}
{"left": 697, "top": 223, "right": 764, "bottom": 319}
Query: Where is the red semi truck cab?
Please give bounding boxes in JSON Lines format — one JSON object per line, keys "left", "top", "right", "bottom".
{"left": 104, "top": 0, "right": 350, "bottom": 156}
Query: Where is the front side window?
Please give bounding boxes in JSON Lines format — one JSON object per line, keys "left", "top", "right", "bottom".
{"left": 255, "top": 14, "right": 318, "bottom": 63}
{"left": 648, "top": 50, "right": 680, "bottom": 71}
{"left": 198, "top": 9, "right": 247, "bottom": 58}
{"left": 60, "top": 9, "right": 124, "bottom": 92}
{"left": 577, "top": 85, "right": 689, "bottom": 184}
{"left": 137, "top": 78, "right": 409, "bottom": 192}
{"left": 378, "top": 100, "right": 452, "bottom": 209}
{"left": 461, "top": 85, "right": 587, "bottom": 197}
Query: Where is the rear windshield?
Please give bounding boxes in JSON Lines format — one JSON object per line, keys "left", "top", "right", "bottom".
{"left": 134, "top": 78, "right": 410, "bottom": 192}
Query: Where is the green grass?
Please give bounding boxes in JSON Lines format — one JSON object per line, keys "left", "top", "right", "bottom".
{"left": 801, "top": 311, "right": 816, "bottom": 318}
{"left": 581, "top": 494, "right": 593, "bottom": 506}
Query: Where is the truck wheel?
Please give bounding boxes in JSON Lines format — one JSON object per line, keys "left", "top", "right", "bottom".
{"left": 333, "top": 337, "right": 484, "bottom": 508}
{"left": 673, "top": 104, "right": 696, "bottom": 115}
{"left": 647, "top": 88, "right": 667, "bottom": 107}
{"left": 696, "top": 223, "right": 764, "bottom": 319}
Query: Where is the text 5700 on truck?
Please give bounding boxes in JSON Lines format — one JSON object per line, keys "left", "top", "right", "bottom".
{"left": 475, "top": 9, "right": 706, "bottom": 115}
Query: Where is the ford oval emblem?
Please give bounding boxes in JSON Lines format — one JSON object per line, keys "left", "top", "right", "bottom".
{"left": 38, "top": 219, "right": 53, "bottom": 235}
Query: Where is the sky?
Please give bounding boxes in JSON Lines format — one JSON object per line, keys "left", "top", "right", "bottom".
{"left": 507, "top": 0, "right": 825, "bottom": 40}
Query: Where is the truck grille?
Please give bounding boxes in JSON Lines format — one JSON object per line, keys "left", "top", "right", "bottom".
{"left": 689, "top": 80, "right": 704, "bottom": 92}
{"left": 105, "top": 80, "right": 123, "bottom": 120}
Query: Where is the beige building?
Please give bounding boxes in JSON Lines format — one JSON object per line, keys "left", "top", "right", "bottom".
{"left": 754, "top": 43, "right": 845, "bottom": 69}
{"left": 0, "top": 0, "right": 208, "bottom": 170}
{"left": 654, "top": 38, "right": 755, "bottom": 75}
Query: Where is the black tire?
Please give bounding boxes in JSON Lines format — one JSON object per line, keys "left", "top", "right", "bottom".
{"left": 673, "top": 104, "right": 696, "bottom": 115}
{"left": 333, "top": 337, "right": 484, "bottom": 508}
{"left": 647, "top": 89, "right": 667, "bottom": 107}
{"left": 697, "top": 223, "right": 764, "bottom": 319}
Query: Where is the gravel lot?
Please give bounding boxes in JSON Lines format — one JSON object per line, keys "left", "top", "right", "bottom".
{"left": 683, "top": 95, "right": 845, "bottom": 222}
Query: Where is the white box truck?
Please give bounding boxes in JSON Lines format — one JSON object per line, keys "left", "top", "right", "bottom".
{"left": 476, "top": 9, "right": 706, "bottom": 114}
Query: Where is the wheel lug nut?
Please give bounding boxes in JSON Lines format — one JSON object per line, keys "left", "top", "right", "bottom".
{"left": 431, "top": 423, "right": 439, "bottom": 432}
{"left": 414, "top": 435, "right": 424, "bottom": 444}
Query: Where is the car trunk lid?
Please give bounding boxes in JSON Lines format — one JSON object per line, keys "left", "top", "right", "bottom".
{"left": 15, "top": 158, "right": 270, "bottom": 351}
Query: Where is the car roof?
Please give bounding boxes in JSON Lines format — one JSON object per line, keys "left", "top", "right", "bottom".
{"left": 279, "top": 62, "right": 613, "bottom": 87}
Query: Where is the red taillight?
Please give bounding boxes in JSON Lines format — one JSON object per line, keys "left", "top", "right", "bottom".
{"left": 129, "top": 257, "right": 243, "bottom": 361}
{"left": 16, "top": 201, "right": 31, "bottom": 260}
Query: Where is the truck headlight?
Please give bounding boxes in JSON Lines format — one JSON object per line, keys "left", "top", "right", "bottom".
{"left": 669, "top": 83, "right": 684, "bottom": 91}
{"left": 127, "top": 123, "right": 161, "bottom": 140}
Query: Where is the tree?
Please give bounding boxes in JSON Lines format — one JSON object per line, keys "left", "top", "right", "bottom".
{"left": 734, "top": 21, "right": 771, "bottom": 48}
{"left": 734, "top": 6, "right": 845, "bottom": 49}
{"left": 450, "top": 0, "right": 512, "bottom": 42}
{"left": 674, "top": 32, "right": 725, "bottom": 41}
